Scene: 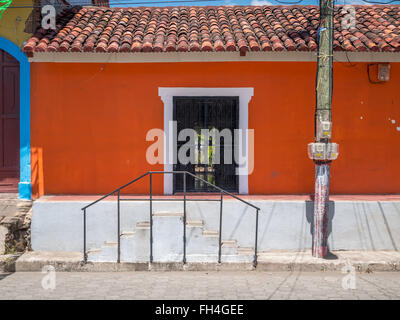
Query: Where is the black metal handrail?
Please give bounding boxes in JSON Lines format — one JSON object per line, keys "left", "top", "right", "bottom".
{"left": 81, "top": 171, "right": 261, "bottom": 267}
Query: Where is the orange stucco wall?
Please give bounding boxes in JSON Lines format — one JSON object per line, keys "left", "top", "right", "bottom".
{"left": 30, "top": 61, "right": 400, "bottom": 198}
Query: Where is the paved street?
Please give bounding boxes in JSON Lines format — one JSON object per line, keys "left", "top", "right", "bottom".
{"left": 0, "top": 271, "right": 399, "bottom": 300}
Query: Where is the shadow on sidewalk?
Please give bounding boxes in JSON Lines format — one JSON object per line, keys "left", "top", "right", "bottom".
{"left": 305, "top": 200, "right": 338, "bottom": 260}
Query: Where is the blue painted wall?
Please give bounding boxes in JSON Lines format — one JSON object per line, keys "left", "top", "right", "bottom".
{"left": 0, "top": 37, "right": 31, "bottom": 200}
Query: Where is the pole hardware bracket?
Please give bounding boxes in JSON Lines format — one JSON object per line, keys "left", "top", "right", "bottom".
{"left": 316, "top": 120, "right": 332, "bottom": 140}
{"left": 308, "top": 142, "right": 339, "bottom": 161}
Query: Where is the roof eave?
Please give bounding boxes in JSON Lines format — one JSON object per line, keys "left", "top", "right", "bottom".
{"left": 27, "top": 51, "right": 400, "bottom": 63}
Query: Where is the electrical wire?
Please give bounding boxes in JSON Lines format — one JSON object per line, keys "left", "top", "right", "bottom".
{"left": 7, "top": 0, "right": 400, "bottom": 7}
{"left": 111, "top": 0, "right": 400, "bottom": 5}
{"left": 9, "top": 0, "right": 297, "bottom": 9}
{"left": 271, "top": 0, "right": 304, "bottom": 4}
{"left": 8, "top": 0, "right": 400, "bottom": 9}
{"left": 360, "top": 0, "right": 400, "bottom": 3}
{"left": 332, "top": 50, "right": 362, "bottom": 70}
{"left": 110, "top": 0, "right": 237, "bottom": 4}
{"left": 7, "top": 0, "right": 232, "bottom": 9}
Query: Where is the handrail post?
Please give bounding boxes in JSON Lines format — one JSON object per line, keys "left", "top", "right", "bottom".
{"left": 149, "top": 172, "right": 153, "bottom": 263}
{"left": 254, "top": 208, "right": 259, "bottom": 268}
{"left": 117, "top": 191, "right": 121, "bottom": 264}
{"left": 183, "top": 172, "right": 187, "bottom": 264}
{"left": 218, "top": 191, "right": 223, "bottom": 264}
{"left": 83, "top": 209, "right": 87, "bottom": 264}
{"left": 80, "top": 170, "right": 261, "bottom": 267}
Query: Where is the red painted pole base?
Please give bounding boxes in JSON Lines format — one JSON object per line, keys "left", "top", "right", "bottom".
{"left": 312, "top": 162, "right": 331, "bottom": 258}
{"left": 312, "top": 245, "right": 328, "bottom": 258}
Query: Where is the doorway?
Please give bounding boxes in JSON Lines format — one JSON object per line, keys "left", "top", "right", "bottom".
{"left": 173, "top": 96, "right": 239, "bottom": 193}
{"left": 0, "top": 49, "right": 19, "bottom": 192}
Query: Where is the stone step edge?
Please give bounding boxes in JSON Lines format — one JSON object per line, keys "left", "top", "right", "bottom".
{"left": 87, "top": 248, "right": 101, "bottom": 254}
{"left": 237, "top": 247, "right": 255, "bottom": 255}
{"left": 136, "top": 220, "right": 204, "bottom": 227}
{"left": 136, "top": 221, "right": 150, "bottom": 229}
{"left": 222, "top": 240, "right": 237, "bottom": 247}
{"left": 153, "top": 212, "right": 183, "bottom": 217}
{"left": 88, "top": 246, "right": 252, "bottom": 255}
{"left": 104, "top": 241, "right": 118, "bottom": 246}
{"left": 186, "top": 220, "right": 203, "bottom": 227}
{"left": 202, "top": 230, "right": 219, "bottom": 237}
{"left": 136, "top": 220, "right": 204, "bottom": 228}
{"left": 121, "top": 231, "right": 135, "bottom": 237}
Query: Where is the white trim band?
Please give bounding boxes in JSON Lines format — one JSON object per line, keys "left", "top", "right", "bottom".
{"left": 29, "top": 51, "right": 400, "bottom": 63}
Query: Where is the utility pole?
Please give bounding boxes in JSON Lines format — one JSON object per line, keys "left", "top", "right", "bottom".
{"left": 307, "top": 0, "right": 339, "bottom": 258}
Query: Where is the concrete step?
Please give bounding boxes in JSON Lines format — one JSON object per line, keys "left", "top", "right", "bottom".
{"left": 202, "top": 230, "right": 219, "bottom": 237}
{"left": 187, "top": 226, "right": 219, "bottom": 255}
{"left": 87, "top": 218, "right": 248, "bottom": 263}
{"left": 180, "top": 254, "right": 253, "bottom": 263}
{"left": 121, "top": 231, "right": 135, "bottom": 237}
{"left": 136, "top": 221, "right": 150, "bottom": 229}
{"left": 104, "top": 241, "right": 117, "bottom": 246}
{"left": 186, "top": 220, "right": 203, "bottom": 227}
{"left": 222, "top": 240, "right": 237, "bottom": 248}
{"left": 87, "top": 248, "right": 101, "bottom": 254}
{"left": 221, "top": 240, "right": 238, "bottom": 255}
{"left": 220, "top": 254, "right": 254, "bottom": 263}
{"left": 88, "top": 243, "right": 117, "bottom": 262}
{"left": 237, "top": 247, "right": 255, "bottom": 256}
{"left": 153, "top": 211, "right": 183, "bottom": 217}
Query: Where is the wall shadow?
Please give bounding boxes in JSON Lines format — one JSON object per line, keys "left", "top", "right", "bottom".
{"left": 306, "top": 200, "right": 337, "bottom": 259}
{"left": 31, "top": 147, "right": 44, "bottom": 199}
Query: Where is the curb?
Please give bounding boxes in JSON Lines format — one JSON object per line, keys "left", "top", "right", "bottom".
{"left": 16, "top": 260, "right": 255, "bottom": 272}
{"left": 255, "top": 261, "right": 399, "bottom": 272}
{"left": 10, "top": 251, "right": 400, "bottom": 273}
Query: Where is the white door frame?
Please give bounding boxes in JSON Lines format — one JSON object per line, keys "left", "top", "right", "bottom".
{"left": 159, "top": 87, "right": 254, "bottom": 195}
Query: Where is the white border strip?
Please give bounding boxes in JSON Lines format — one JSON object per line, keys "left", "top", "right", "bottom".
{"left": 29, "top": 51, "right": 400, "bottom": 63}
{"left": 159, "top": 87, "right": 254, "bottom": 195}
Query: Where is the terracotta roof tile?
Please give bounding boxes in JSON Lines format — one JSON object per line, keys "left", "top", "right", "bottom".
{"left": 23, "top": 5, "right": 400, "bottom": 54}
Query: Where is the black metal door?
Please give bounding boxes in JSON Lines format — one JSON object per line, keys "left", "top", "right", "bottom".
{"left": 173, "top": 97, "right": 238, "bottom": 193}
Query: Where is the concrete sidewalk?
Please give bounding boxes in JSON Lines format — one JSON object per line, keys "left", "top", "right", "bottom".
{"left": 3, "top": 250, "right": 400, "bottom": 272}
